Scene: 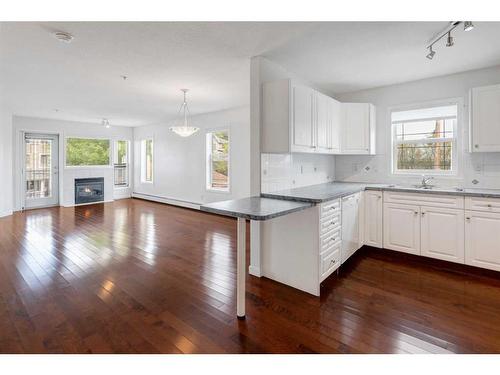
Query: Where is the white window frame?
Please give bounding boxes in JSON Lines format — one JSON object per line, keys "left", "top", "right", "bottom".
{"left": 113, "top": 140, "right": 129, "bottom": 188}
{"left": 141, "top": 138, "right": 154, "bottom": 184}
{"left": 206, "top": 128, "right": 230, "bottom": 193}
{"left": 65, "top": 137, "right": 112, "bottom": 168}
{"left": 390, "top": 98, "right": 461, "bottom": 177}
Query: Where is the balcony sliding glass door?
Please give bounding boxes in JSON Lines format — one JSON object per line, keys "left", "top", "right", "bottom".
{"left": 24, "top": 133, "right": 59, "bottom": 209}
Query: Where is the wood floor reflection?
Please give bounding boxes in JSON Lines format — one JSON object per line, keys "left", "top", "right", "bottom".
{"left": 1, "top": 198, "right": 500, "bottom": 353}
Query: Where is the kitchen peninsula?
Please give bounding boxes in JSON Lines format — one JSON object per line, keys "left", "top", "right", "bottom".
{"left": 201, "top": 181, "right": 500, "bottom": 318}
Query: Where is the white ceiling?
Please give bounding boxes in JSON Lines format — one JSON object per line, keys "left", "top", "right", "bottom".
{"left": 1, "top": 22, "right": 500, "bottom": 127}
{"left": 264, "top": 22, "right": 500, "bottom": 94}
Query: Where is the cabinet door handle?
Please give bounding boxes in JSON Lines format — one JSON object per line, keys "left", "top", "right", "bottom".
{"left": 466, "top": 217, "right": 471, "bottom": 221}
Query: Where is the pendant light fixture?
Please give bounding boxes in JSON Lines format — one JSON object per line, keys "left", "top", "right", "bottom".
{"left": 169, "top": 89, "right": 199, "bottom": 137}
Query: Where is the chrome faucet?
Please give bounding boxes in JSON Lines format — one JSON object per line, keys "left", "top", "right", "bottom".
{"left": 421, "top": 175, "right": 434, "bottom": 188}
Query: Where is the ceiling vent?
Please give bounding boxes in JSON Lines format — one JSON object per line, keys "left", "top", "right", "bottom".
{"left": 53, "top": 31, "right": 74, "bottom": 43}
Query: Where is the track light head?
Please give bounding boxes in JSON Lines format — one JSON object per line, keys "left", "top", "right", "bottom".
{"left": 464, "top": 21, "right": 474, "bottom": 32}
{"left": 446, "top": 32, "right": 454, "bottom": 47}
{"left": 426, "top": 46, "right": 436, "bottom": 60}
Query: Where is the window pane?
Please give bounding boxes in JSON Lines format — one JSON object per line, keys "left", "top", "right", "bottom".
{"left": 116, "top": 140, "right": 127, "bottom": 164}
{"left": 66, "top": 138, "right": 110, "bottom": 166}
{"left": 146, "top": 140, "right": 153, "bottom": 182}
{"left": 208, "top": 131, "right": 229, "bottom": 190}
{"left": 396, "top": 141, "right": 452, "bottom": 171}
{"left": 395, "top": 119, "right": 455, "bottom": 141}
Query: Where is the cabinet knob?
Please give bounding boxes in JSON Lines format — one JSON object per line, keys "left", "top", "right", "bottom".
{"left": 475, "top": 144, "right": 479, "bottom": 148}
{"left": 330, "top": 259, "right": 336, "bottom": 265}
{"left": 421, "top": 212, "right": 425, "bottom": 216}
{"left": 414, "top": 211, "right": 418, "bottom": 215}
{"left": 487, "top": 204, "right": 492, "bottom": 208}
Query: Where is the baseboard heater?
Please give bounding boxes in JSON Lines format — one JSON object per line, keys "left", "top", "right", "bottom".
{"left": 132, "top": 192, "right": 201, "bottom": 210}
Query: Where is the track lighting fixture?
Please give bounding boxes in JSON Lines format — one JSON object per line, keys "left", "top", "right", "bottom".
{"left": 425, "top": 21, "right": 474, "bottom": 60}
{"left": 464, "top": 21, "right": 474, "bottom": 32}
{"left": 446, "top": 32, "right": 454, "bottom": 47}
{"left": 102, "top": 118, "right": 110, "bottom": 128}
{"left": 426, "top": 46, "right": 435, "bottom": 60}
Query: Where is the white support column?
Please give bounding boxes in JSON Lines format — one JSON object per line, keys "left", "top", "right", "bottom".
{"left": 237, "top": 217, "right": 246, "bottom": 319}
{"left": 249, "top": 220, "right": 262, "bottom": 277}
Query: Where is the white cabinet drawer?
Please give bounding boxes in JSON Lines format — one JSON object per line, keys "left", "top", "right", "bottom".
{"left": 383, "top": 191, "right": 464, "bottom": 209}
{"left": 320, "top": 213, "right": 341, "bottom": 235}
{"left": 320, "top": 199, "right": 340, "bottom": 218}
{"left": 320, "top": 244, "right": 341, "bottom": 280}
{"left": 320, "top": 227, "right": 341, "bottom": 251}
{"left": 465, "top": 196, "right": 500, "bottom": 213}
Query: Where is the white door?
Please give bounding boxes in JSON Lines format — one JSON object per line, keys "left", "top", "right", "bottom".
{"left": 341, "top": 103, "right": 370, "bottom": 154}
{"left": 421, "top": 207, "right": 464, "bottom": 263}
{"left": 341, "top": 194, "right": 360, "bottom": 263}
{"left": 465, "top": 211, "right": 500, "bottom": 271}
{"left": 364, "top": 190, "right": 383, "bottom": 248}
{"left": 24, "top": 133, "right": 59, "bottom": 209}
{"left": 292, "top": 85, "right": 314, "bottom": 151}
{"left": 316, "top": 92, "right": 329, "bottom": 153}
{"left": 471, "top": 84, "right": 500, "bottom": 152}
{"left": 383, "top": 203, "right": 420, "bottom": 255}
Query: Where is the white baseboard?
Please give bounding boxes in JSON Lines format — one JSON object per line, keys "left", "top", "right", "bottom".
{"left": 132, "top": 192, "right": 201, "bottom": 210}
{"left": 0, "top": 210, "right": 13, "bottom": 218}
{"left": 249, "top": 265, "right": 262, "bottom": 277}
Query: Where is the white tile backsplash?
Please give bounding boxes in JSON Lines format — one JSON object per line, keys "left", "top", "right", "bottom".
{"left": 261, "top": 153, "right": 335, "bottom": 193}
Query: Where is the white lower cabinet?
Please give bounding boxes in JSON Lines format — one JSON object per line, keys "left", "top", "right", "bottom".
{"left": 465, "top": 210, "right": 500, "bottom": 271}
{"left": 364, "top": 190, "right": 383, "bottom": 247}
{"left": 383, "top": 203, "right": 421, "bottom": 255}
{"left": 421, "top": 207, "right": 464, "bottom": 264}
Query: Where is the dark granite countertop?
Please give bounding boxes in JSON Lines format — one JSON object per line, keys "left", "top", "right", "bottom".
{"left": 261, "top": 182, "right": 386, "bottom": 203}
{"left": 200, "top": 196, "right": 312, "bottom": 221}
{"left": 262, "top": 182, "right": 500, "bottom": 203}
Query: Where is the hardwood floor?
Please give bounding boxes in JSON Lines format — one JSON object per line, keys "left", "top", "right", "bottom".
{"left": 1, "top": 198, "right": 500, "bottom": 353}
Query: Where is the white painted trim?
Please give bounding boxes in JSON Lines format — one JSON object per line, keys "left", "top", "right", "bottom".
{"left": 0, "top": 210, "right": 13, "bottom": 218}
{"left": 248, "top": 265, "right": 261, "bottom": 277}
{"left": 388, "top": 97, "right": 464, "bottom": 178}
{"left": 132, "top": 192, "right": 201, "bottom": 210}
{"left": 250, "top": 220, "right": 262, "bottom": 277}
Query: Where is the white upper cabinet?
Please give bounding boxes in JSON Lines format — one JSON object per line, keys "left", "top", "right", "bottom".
{"left": 341, "top": 103, "right": 376, "bottom": 155}
{"left": 328, "top": 98, "right": 342, "bottom": 153}
{"left": 315, "top": 92, "right": 330, "bottom": 153}
{"left": 261, "top": 79, "right": 374, "bottom": 155}
{"left": 292, "top": 85, "right": 315, "bottom": 152}
{"left": 470, "top": 84, "right": 500, "bottom": 152}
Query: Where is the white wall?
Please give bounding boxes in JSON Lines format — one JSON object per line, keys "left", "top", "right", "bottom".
{"left": 334, "top": 65, "right": 500, "bottom": 189}
{"left": 133, "top": 106, "right": 250, "bottom": 205}
{"left": 12, "top": 116, "right": 134, "bottom": 210}
{"left": 251, "top": 56, "right": 337, "bottom": 194}
{"left": 261, "top": 153, "right": 335, "bottom": 193}
{"left": 0, "top": 103, "right": 13, "bottom": 217}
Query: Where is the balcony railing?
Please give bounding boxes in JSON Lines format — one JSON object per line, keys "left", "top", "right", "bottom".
{"left": 114, "top": 164, "right": 128, "bottom": 186}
